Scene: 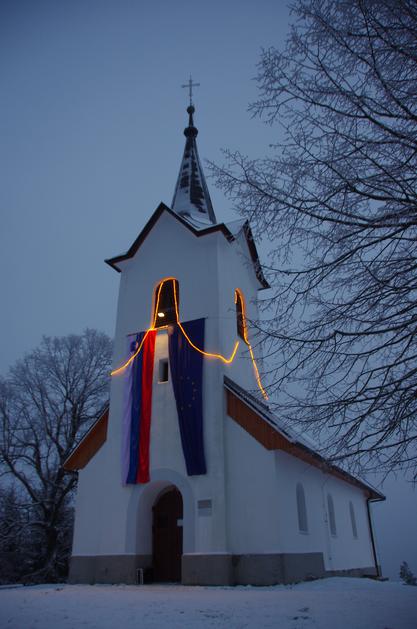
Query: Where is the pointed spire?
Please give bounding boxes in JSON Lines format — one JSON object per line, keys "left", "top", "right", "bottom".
{"left": 171, "top": 99, "right": 217, "bottom": 226}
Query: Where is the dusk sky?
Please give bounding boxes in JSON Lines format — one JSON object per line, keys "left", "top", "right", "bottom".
{"left": 1, "top": 0, "right": 416, "bottom": 580}
{"left": 1, "top": 0, "right": 289, "bottom": 375}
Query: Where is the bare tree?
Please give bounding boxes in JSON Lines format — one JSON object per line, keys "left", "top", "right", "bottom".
{"left": 212, "top": 0, "right": 417, "bottom": 479}
{"left": 0, "top": 329, "right": 112, "bottom": 581}
{"left": 0, "top": 486, "right": 30, "bottom": 583}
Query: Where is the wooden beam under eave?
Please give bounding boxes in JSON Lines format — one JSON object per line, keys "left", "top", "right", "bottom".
{"left": 63, "top": 409, "right": 109, "bottom": 471}
{"left": 226, "top": 390, "right": 288, "bottom": 450}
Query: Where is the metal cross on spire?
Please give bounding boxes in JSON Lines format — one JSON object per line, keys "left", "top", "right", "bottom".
{"left": 181, "top": 75, "right": 200, "bottom": 106}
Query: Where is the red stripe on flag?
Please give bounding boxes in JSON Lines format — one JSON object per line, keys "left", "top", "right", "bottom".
{"left": 137, "top": 329, "right": 157, "bottom": 483}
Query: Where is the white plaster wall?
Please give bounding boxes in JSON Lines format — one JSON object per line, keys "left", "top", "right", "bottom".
{"left": 71, "top": 447, "right": 107, "bottom": 556}
{"left": 274, "top": 451, "right": 329, "bottom": 559}
{"left": 72, "top": 439, "right": 134, "bottom": 556}
{"left": 224, "top": 416, "right": 279, "bottom": 553}
{"left": 275, "top": 451, "right": 375, "bottom": 571}
{"left": 320, "top": 476, "right": 375, "bottom": 571}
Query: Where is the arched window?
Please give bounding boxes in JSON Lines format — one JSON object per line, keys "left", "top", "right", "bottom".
{"left": 349, "top": 501, "right": 358, "bottom": 539}
{"left": 296, "top": 483, "right": 308, "bottom": 533}
{"left": 235, "top": 290, "right": 245, "bottom": 339}
{"left": 153, "top": 279, "right": 179, "bottom": 328}
{"left": 327, "top": 493, "right": 337, "bottom": 536}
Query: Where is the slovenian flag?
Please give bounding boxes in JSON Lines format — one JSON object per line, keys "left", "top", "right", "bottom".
{"left": 122, "top": 329, "right": 157, "bottom": 484}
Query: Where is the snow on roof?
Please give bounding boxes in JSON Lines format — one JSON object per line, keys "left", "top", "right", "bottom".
{"left": 224, "top": 218, "right": 246, "bottom": 236}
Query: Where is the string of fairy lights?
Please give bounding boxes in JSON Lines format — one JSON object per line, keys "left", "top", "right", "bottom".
{"left": 111, "top": 277, "right": 268, "bottom": 400}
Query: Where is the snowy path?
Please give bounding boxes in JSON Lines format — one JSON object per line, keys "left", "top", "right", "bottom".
{"left": 0, "top": 577, "right": 416, "bottom": 629}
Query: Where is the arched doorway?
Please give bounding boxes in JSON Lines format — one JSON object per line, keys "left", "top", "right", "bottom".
{"left": 152, "top": 486, "right": 183, "bottom": 582}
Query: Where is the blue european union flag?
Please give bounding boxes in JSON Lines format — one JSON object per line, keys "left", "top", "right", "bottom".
{"left": 168, "top": 318, "right": 206, "bottom": 476}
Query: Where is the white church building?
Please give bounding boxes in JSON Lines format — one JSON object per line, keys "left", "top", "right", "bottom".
{"left": 64, "top": 99, "right": 384, "bottom": 586}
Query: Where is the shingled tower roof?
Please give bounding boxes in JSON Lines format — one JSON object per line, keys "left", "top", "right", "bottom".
{"left": 171, "top": 104, "right": 217, "bottom": 226}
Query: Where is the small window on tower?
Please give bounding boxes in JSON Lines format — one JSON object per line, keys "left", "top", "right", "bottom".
{"left": 159, "top": 359, "right": 169, "bottom": 383}
{"left": 154, "top": 279, "right": 179, "bottom": 328}
{"left": 235, "top": 290, "right": 245, "bottom": 339}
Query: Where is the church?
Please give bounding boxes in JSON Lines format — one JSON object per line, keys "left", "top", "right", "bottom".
{"left": 64, "top": 91, "right": 384, "bottom": 586}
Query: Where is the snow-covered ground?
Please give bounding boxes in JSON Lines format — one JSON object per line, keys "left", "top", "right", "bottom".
{"left": 0, "top": 578, "right": 416, "bottom": 629}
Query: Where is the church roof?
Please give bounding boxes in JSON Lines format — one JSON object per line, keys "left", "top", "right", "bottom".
{"left": 171, "top": 104, "right": 217, "bottom": 226}
{"left": 105, "top": 202, "right": 270, "bottom": 289}
{"left": 224, "top": 376, "right": 385, "bottom": 502}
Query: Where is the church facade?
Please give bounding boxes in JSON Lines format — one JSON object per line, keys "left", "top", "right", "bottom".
{"left": 64, "top": 102, "right": 384, "bottom": 586}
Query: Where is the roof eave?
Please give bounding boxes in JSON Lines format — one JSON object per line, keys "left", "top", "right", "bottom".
{"left": 242, "top": 222, "right": 270, "bottom": 290}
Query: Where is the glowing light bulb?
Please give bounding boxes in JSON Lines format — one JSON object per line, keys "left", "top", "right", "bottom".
{"left": 157, "top": 312, "right": 165, "bottom": 318}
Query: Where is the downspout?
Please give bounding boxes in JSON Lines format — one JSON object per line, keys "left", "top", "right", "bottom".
{"left": 366, "top": 497, "right": 382, "bottom": 577}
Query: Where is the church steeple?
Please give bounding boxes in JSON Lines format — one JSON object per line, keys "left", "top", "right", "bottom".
{"left": 171, "top": 95, "right": 217, "bottom": 226}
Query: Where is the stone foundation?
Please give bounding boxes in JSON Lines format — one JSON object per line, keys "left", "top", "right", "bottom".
{"left": 182, "top": 554, "right": 233, "bottom": 585}
{"left": 182, "top": 552, "right": 326, "bottom": 586}
{"left": 69, "top": 554, "right": 152, "bottom": 585}
{"left": 70, "top": 552, "right": 328, "bottom": 585}
{"left": 69, "top": 552, "right": 379, "bottom": 586}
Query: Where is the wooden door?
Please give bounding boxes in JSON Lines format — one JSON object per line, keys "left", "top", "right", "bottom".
{"left": 152, "top": 487, "right": 183, "bottom": 582}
